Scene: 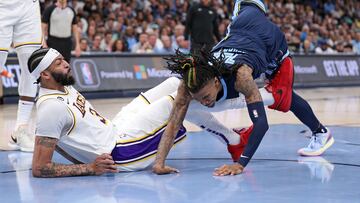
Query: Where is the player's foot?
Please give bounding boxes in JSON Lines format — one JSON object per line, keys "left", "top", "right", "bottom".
{"left": 0, "top": 69, "right": 14, "bottom": 78}
{"left": 265, "top": 57, "right": 294, "bottom": 112}
{"left": 298, "top": 127, "right": 334, "bottom": 157}
{"left": 297, "top": 156, "right": 334, "bottom": 182}
{"left": 227, "top": 125, "right": 253, "bottom": 162}
{"left": 8, "top": 125, "right": 35, "bottom": 152}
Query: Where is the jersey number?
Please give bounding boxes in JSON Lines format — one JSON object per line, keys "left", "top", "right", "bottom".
{"left": 89, "top": 108, "right": 107, "bottom": 125}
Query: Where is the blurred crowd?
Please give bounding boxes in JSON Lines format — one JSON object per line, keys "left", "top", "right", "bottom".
{"left": 38, "top": 0, "right": 360, "bottom": 55}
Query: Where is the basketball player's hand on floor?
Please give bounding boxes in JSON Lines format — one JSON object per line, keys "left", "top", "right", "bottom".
{"left": 152, "top": 164, "right": 179, "bottom": 175}
{"left": 92, "top": 153, "right": 119, "bottom": 175}
{"left": 213, "top": 163, "right": 244, "bottom": 176}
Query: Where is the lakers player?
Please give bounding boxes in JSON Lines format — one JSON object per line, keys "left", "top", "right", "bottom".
{"left": 0, "top": 0, "right": 43, "bottom": 151}
{"left": 30, "top": 47, "right": 265, "bottom": 177}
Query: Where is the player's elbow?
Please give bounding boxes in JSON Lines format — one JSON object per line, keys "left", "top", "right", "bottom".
{"left": 32, "top": 166, "right": 42, "bottom": 178}
{"left": 32, "top": 163, "right": 48, "bottom": 178}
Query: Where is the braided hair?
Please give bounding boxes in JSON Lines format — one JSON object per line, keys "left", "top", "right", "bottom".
{"left": 28, "top": 48, "right": 51, "bottom": 83}
{"left": 165, "top": 49, "right": 231, "bottom": 93}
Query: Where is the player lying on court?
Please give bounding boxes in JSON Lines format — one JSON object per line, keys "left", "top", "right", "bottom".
{"left": 30, "top": 47, "right": 258, "bottom": 177}
{"left": 152, "top": 0, "right": 334, "bottom": 176}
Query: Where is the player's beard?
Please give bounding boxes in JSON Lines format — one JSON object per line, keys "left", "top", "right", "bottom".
{"left": 51, "top": 71, "right": 75, "bottom": 86}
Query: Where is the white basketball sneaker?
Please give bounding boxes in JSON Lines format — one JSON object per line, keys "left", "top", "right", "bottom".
{"left": 8, "top": 125, "right": 35, "bottom": 152}
{"left": 298, "top": 127, "right": 334, "bottom": 156}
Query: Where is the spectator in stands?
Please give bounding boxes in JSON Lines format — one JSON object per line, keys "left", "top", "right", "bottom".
{"left": 100, "top": 31, "right": 113, "bottom": 52}
{"left": 131, "top": 32, "right": 153, "bottom": 53}
{"left": 176, "top": 36, "right": 190, "bottom": 53}
{"left": 344, "top": 44, "right": 354, "bottom": 53}
{"left": 112, "top": 39, "right": 127, "bottom": 53}
{"left": 172, "top": 24, "right": 185, "bottom": 50}
{"left": 91, "top": 34, "right": 103, "bottom": 52}
{"left": 85, "top": 25, "right": 96, "bottom": 46}
{"left": 148, "top": 33, "right": 163, "bottom": 52}
{"left": 79, "top": 38, "right": 90, "bottom": 52}
{"left": 315, "top": 39, "right": 335, "bottom": 54}
{"left": 124, "top": 26, "right": 137, "bottom": 51}
{"left": 299, "top": 39, "right": 315, "bottom": 55}
{"left": 324, "top": 0, "right": 336, "bottom": 15}
{"left": 352, "top": 32, "right": 360, "bottom": 54}
{"left": 154, "top": 35, "right": 174, "bottom": 54}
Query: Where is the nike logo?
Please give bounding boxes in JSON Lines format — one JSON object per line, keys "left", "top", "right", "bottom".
{"left": 240, "top": 154, "right": 249, "bottom": 159}
{"left": 11, "top": 136, "right": 17, "bottom": 143}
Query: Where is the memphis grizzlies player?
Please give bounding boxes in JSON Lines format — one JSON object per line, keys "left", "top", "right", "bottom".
{"left": 153, "top": 0, "right": 334, "bottom": 176}
{"left": 0, "top": 0, "right": 42, "bottom": 152}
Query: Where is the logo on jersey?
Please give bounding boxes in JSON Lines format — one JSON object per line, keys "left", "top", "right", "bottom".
{"left": 72, "top": 59, "right": 101, "bottom": 89}
{"left": 133, "top": 65, "right": 148, "bottom": 80}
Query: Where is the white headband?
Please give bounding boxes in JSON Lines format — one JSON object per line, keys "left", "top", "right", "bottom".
{"left": 30, "top": 48, "right": 61, "bottom": 79}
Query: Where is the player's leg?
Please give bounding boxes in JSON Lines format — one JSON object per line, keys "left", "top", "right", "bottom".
{"left": 9, "top": 45, "right": 40, "bottom": 152}
{"left": 265, "top": 57, "right": 333, "bottom": 156}
{"left": 0, "top": 1, "right": 16, "bottom": 77}
{"left": 185, "top": 88, "right": 273, "bottom": 161}
{"left": 10, "top": 0, "right": 42, "bottom": 152}
{"left": 111, "top": 93, "right": 186, "bottom": 171}
{"left": 112, "top": 77, "right": 180, "bottom": 124}
{"left": 290, "top": 91, "right": 334, "bottom": 156}
{"left": 0, "top": 2, "right": 19, "bottom": 150}
{"left": 141, "top": 76, "right": 180, "bottom": 103}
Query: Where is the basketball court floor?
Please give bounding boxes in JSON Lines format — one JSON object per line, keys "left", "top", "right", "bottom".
{"left": 0, "top": 87, "right": 359, "bottom": 202}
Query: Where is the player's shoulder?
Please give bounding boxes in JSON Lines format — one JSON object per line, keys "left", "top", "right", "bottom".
{"left": 36, "top": 87, "right": 71, "bottom": 108}
{"left": 37, "top": 96, "right": 67, "bottom": 110}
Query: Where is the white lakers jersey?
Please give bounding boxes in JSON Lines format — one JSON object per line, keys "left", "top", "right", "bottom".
{"left": 36, "top": 86, "right": 119, "bottom": 163}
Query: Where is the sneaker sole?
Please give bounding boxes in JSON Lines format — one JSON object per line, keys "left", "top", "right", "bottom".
{"left": 298, "top": 136, "right": 335, "bottom": 157}
{"left": 19, "top": 147, "right": 34, "bottom": 152}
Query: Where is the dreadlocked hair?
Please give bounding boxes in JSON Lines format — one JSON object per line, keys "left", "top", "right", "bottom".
{"left": 165, "top": 49, "right": 232, "bottom": 93}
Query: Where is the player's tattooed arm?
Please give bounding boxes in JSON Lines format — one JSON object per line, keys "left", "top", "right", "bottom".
{"left": 153, "top": 81, "right": 191, "bottom": 174}
{"left": 234, "top": 64, "right": 262, "bottom": 104}
{"left": 32, "top": 136, "right": 117, "bottom": 177}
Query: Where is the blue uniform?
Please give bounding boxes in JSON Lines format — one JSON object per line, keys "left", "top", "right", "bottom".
{"left": 211, "top": 1, "right": 289, "bottom": 167}
{"left": 212, "top": 1, "right": 327, "bottom": 168}
{"left": 212, "top": 2, "right": 288, "bottom": 79}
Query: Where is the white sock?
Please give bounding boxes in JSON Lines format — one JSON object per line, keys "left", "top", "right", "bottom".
{"left": 186, "top": 110, "right": 240, "bottom": 145}
{"left": 15, "top": 100, "right": 34, "bottom": 129}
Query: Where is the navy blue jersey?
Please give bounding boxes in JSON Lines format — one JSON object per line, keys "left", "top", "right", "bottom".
{"left": 212, "top": 3, "right": 288, "bottom": 79}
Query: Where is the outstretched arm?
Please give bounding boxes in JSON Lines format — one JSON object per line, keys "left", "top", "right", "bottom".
{"left": 32, "top": 136, "right": 118, "bottom": 178}
{"left": 153, "top": 81, "right": 192, "bottom": 175}
{"left": 214, "top": 64, "right": 269, "bottom": 176}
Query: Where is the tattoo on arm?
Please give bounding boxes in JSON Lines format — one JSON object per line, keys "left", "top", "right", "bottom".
{"left": 33, "top": 137, "right": 95, "bottom": 177}
{"left": 235, "top": 65, "right": 262, "bottom": 104}
{"left": 37, "top": 137, "right": 57, "bottom": 148}
{"left": 155, "top": 82, "right": 191, "bottom": 165}
{"left": 37, "top": 163, "right": 95, "bottom": 177}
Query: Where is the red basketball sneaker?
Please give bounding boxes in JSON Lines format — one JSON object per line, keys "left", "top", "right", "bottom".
{"left": 265, "top": 57, "right": 294, "bottom": 112}
{"left": 227, "top": 125, "right": 254, "bottom": 162}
